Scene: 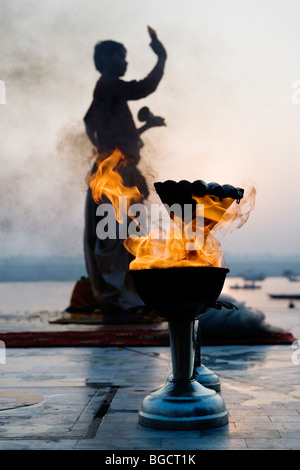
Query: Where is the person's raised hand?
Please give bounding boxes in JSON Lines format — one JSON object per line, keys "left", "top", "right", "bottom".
{"left": 147, "top": 26, "right": 167, "bottom": 60}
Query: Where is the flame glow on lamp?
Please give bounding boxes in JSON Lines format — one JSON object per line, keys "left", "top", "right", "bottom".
{"left": 87, "top": 148, "right": 255, "bottom": 271}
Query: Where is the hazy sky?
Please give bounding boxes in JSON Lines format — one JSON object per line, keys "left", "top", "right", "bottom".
{"left": 1, "top": 0, "right": 300, "bottom": 259}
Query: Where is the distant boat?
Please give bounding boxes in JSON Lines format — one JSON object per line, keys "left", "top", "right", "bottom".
{"left": 269, "top": 293, "right": 300, "bottom": 299}
{"left": 230, "top": 281, "right": 261, "bottom": 290}
{"left": 283, "top": 270, "right": 300, "bottom": 282}
{"left": 231, "top": 270, "right": 264, "bottom": 290}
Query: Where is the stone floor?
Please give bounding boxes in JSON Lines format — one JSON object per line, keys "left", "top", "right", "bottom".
{"left": 0, "top": 343, "right": 300, "bottom": 450}
{"left": 1, "top": 279, "right": 300, "bottom": 452}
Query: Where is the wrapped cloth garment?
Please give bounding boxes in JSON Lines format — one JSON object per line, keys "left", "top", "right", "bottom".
{"left": 83, "top": 151, "right": 148, "bottom": 314}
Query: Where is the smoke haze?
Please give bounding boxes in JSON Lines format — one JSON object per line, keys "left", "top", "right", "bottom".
{"left": 1, "top": 0, "right": 300, "bottom": 260}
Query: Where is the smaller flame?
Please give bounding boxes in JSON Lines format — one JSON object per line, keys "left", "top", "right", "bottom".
{"left": 87, "top": 149, "right": 142, "bottom": 223}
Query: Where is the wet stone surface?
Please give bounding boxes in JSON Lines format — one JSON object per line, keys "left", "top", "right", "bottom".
{"left": 0, "top": 345, "right": 299, "bottom": 449}
{"left": 0, "top": 383, "right": 112, "bottom": 440}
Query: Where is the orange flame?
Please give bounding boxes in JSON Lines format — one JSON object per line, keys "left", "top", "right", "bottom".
{"left": 88, "top": 149, "right": 142, "bottom": 223}
{"left": 87, "top": 149, "right": 255, "bottom": 270}
{"left": 124, "top": 195, "right": 236, "bottom": 270}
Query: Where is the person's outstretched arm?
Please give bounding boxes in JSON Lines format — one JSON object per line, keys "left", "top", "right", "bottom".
{"left": 117, "top": 27, "right": 167, "bottom": 101}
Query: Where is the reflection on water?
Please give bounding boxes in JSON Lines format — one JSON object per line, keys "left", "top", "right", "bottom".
{"left": 202, "top": 349, "right": 268, "bottom": 371}
{"left": 223, "top": 277, "right": 300, "bottom": 339}
{"left": 223, "top": 276, "right": 300, "bottom": 310}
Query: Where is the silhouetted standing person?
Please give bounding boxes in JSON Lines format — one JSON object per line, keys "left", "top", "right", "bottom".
{"left": 82, "top": 27, "right": 167, "bottom": 321}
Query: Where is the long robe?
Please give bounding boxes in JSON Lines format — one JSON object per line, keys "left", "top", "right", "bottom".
{"left": 83, "top": 61, "right": 165, "bottom": 313}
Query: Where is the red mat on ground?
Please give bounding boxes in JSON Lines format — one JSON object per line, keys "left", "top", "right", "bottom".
{"left": 1, "top": 329, "right": 296, "bottom": 348}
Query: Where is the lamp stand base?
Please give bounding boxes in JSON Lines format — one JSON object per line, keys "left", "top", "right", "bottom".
{"left": 138, "top": 380, "right": 228, "bottom": 430}
{"left": 194, "top": 365, "right": 221, "bottom": 392}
